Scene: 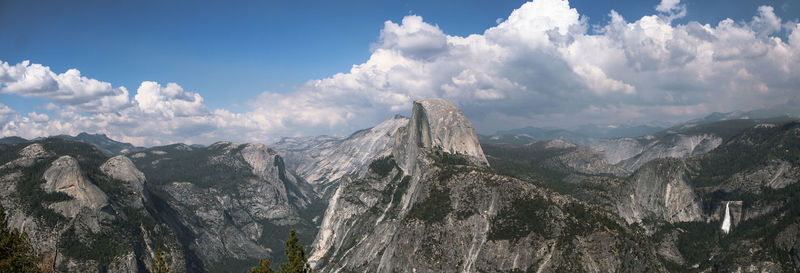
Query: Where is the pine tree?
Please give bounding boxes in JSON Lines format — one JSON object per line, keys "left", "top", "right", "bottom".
{"left": 248, "top": 257, "right": 277, "bottom": 273}
{"left": 279, "top": 230, "right": 312, "bottom": 273}
{"left": 151, "top": 247, "right": 171, "bottom": 273}
{"left": 0, "top": 203, "right": 40, "bottom": 273}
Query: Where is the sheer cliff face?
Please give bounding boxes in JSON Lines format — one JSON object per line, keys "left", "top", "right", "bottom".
{"left": 310, "top": 99, "right": 663, "bottom": 273}
{"left": 393, "top": 98, "right": 488, "bottom": 173}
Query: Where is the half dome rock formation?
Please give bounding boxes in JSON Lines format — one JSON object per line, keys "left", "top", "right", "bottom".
{"left": 41, "top": 155, "right": 109, "bottom": 218}
{"left": 393, "top": 98, "right": 488, "bottom": 172}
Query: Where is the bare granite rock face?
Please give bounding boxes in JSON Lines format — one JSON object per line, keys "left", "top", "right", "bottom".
{"left": 19, "top": 143, "right": 49, "bottom": 159}
{"left": 590, "top": 137, "right": 645, "bottom": 165}
{"left": 547, "top": 144, "right": 629, "bottom": 177}
{"left": 101, "top": 155, "right": 147, "bottom": 207}
{"left": 726, "top": 159, "right": 799, "bottom": 192}
{"left": 615, "top": 158, "right": 704, "bottom": 225}
{"left": 591, "top": 134, "right": 722, "bottom": 173}
{"left": 393, "top": 98, "right": 488, "bottom": 172}
{"left": 273, "top": 115, "right": 409, "bottom": 188}
{"left": 42, "top": 156, "right": 109, "bottom": 221}
{"left": 7, "top": 143, "right": 53, "bottom": 168}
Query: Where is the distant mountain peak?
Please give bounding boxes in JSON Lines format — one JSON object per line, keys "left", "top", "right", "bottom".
{"left": 50, "top": 132, "right": 144, "bottom": 156}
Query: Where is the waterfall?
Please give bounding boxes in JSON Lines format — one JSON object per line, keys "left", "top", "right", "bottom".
{"left": 721, "top": 201, "right": 731, "bottom": 234}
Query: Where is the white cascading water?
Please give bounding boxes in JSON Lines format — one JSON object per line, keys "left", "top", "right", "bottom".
{"left": 721, "top": 201, "right": 731, "bottom": 234}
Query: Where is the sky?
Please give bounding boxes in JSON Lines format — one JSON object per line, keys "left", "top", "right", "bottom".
{"left": 1, "top": 0, "right": 799, "bottom": 146}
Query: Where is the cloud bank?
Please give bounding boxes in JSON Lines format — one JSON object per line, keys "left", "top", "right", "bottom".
{"left": 2, "top": 0, "right": 799, "bottom": 146}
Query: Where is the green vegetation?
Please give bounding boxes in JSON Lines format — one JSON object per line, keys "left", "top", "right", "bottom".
{"left": 251, "top": 230, "right": 313, "bottom": 273}
{"left": 248, "top": 258, "right": 277, "bottom": 273}
{"left": 132, "top": 144, "right": 258, "bottom": 190}
{"left": 0, "top": 203, "right": 40, "bottom": 273}
{"left": 433, "top": 150, "right": 470, "bottom": 166}
{"left": 480, "top": 143, "right": 573, "bottom": 193}
{"left": 653, "top": 180, "right": 800, "bottom": 271}
{"left": 407, "top": 185, "right": 452, "bottom": 224}
{"left": 0, "top": 143, "right": 25, "bottom": 166}
{"left": 692, "top": 121, "right": 800, "bottom": 187}
{"left": 368, "top": 156, "right": 396, "bottom": 177}
{"left": 1, "top": 139, "right": 177, "bottom": 269}
{"left": 280, "top": 230, "right": 313, "bottom": 273}
{"left": 487, "top": 197, "right": 550, "bottom": 243}
{"left": 57, "top": 225, "right": 127, "bottom": 266}
{"left": 14, "top": 160, "right": 71, "bottom": 226}
{"left": 561, "top": 202, "right": 624, "bottom": 236}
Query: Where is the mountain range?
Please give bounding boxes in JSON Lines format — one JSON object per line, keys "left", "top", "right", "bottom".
{"left": 0, "top": 99, "right": 798, "bottom": 272}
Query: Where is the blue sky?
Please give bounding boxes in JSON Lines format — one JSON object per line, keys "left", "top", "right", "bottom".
{"left": 2, "top": 0, "right": 795, "bottom": 112}
{"left": 0, "top": 0, "right": 528, "bottom": 112}
{"left": 1, "top": 0, "right": 799, "bottom": 145}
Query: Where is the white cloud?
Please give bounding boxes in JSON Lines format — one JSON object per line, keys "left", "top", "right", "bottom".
{"left": 134, "top": 81, "right": 207, "bottom": 118}
{"left": 1, "top": 0, "right": 799, "bottom": 144}
{"left": 655, "top": 0, "right": 686, "bottom": 20}
{"left": 378, "top": 15, "right": 448, "bottom": 60}
{"left": 28, "top": 112, "right": 49, "bottom": 122}
{"left": 656, "top": 0, "right": 679, "bottom": 13}
{"left": 0, "top": 61, "right": 131, "bottom": 113}
{"left": 751, "top": 6, "right": 782, "bottom": 37}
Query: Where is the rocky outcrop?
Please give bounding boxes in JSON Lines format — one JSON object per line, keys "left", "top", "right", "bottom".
{"left": 101, "top": 155, "right": 147, "bottom": 207}
{"left": 590, "top": 138, "right": 645, "bottom": 165}
{"left": 393, "top": 98, "right": 488, "bottom": 172}
{"left": 548, "top": 145, "right": 629, "bottom": 176}
{"left": 7, "top": 143, "right": 53, "bottom": 168}
{"left": 726, "top": 159, "right": 799, "bottom": 192}
{"left": 591, "top": 134, "right": 722, "bottom": 173}
{"left": 273, "top": 115, "right": 409, "bottom": 187}
{"left": 19, "top": 143, "right": 49, "bottom": 159}
{"left": 42, "top": 156, "right": 109, "bottom": 220}
{"left": 615, "top": 158, "right": 704, "bottom": 225}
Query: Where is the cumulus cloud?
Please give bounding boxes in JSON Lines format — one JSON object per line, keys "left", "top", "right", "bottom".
{"left": 134, "top": 81, "right": 207, "bottom": 117}
{"left": 2, "top": 0, "right": 800, "bottom": 144}
{"left": 0, "top": 61, "right": 131, "bottom": 113}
